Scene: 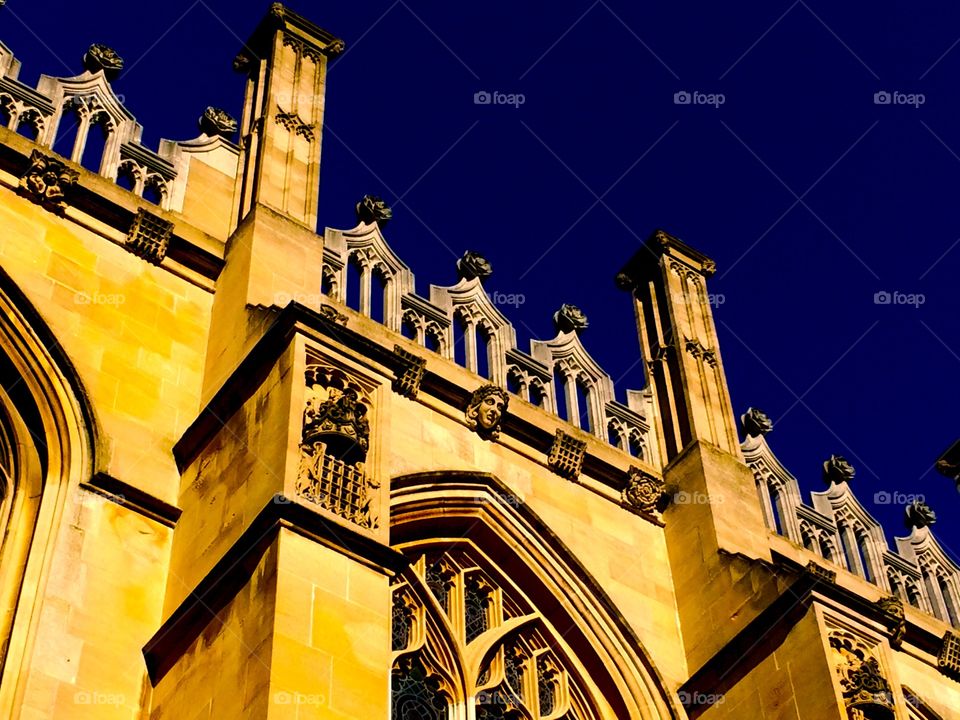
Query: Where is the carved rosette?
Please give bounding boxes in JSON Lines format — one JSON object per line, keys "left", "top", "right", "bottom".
{"left": 19, "top": 151, "right": 79, "bottom": 213}
{"left": 199, "top": 106, "right": 238, "bottom": 137}
{"left": 622, "top": 467, "right": 665, "bottom": 516}
{"left": 823, "top": 455, "right": 855, "bottom": 485}
{"left": 356, "top": 194, "right": 393, "bottom": 227}
{"left": 296, "top": 363, "right": 378, "bottom": 529}
{"left": 465, "top": 384, "right": 508, "bottom": 441}
{"left": 828, "top": 632, "right": 894, "bottom": 716}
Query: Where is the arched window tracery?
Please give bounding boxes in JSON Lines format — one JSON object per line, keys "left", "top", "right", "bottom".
{"left": 391, "top": 548, "right": 604, "bottom": 720}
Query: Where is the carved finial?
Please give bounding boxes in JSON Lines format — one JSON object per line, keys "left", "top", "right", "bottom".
{"left": 822, "top": 455, "right": 855, "bottom": 485}
{"left": 465, "top": 384, "right": 508, "bottom": 441}
{"left": 456, "top": 251, "right": 492, "bottom": 282}
{"left": 269, "top": 2, "right": 285, "bottom": 18}
{"left": 905, "top": 500, "right": 937, "bottom": 529}
{"left": 83, "top": 44, "right": 124, "bottom": 79}
{"left": 355, "top": 195, "right": 392, "bottom": 227}
{"left": 199, "top": 107, "right": 238, "bottom": 138}
{"left": 936, "top": 439, "right": 960, "bottom": 492}
{"left": 741, "top": 407, "right": 773, "bottom": 437}
{"left": 553, "top": 304, "right": 589, "bottom": 334}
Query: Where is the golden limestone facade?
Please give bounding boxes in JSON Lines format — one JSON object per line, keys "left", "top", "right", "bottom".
{"left": 0, "top": 4, "right": 956, "bottom": 719}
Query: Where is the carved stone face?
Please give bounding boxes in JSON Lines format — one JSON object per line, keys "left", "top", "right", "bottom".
{"left": 477, "top": 393, "right": 504, "bottom": 430}
{"left": 465, "top": 384, "right": 509, "bottom": 440}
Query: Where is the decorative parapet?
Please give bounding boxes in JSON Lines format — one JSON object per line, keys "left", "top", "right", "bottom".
{"left": 741, "top": 405, "right": 960, "bottom": 630}
{"left": 317, "top": 205, "right": 654, "bottom": 464}
{"left": 531, "top": 319, "right": 615, "bottom": 439}
{"left": 323, "top": 217, "right": 415, "bottom": 332}
{"left": 401, "top": 293, "right": 451, "bottom": 358}
{"left": 430, "top": 270, "right": 516, "bottom": 386}
{"left": 0, "top": 40, "right": 242, "bottom": 219}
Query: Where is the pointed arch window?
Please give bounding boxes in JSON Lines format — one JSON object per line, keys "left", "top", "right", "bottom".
{"left": 391, "top": 549, "right": 605, "bottom": 720}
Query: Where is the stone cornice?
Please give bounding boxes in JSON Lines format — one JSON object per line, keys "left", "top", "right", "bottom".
{"left": 173, "top": 302, "right": 663, "bottom": 520}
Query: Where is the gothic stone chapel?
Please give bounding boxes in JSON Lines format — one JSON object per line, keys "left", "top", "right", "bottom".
{"left": 0, "top": 4, "right": 956, "bottom": 719}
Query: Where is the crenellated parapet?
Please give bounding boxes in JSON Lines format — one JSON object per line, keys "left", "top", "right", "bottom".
{"left": 741, "top": 407, "right": 960, "bottom": 629}
{"left": 320, "top": 199, "right": 657, "bottom": 467}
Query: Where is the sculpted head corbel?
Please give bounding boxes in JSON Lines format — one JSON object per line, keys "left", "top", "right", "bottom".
{"left": 465, "top": 384, "right": 509, "bottom": 440}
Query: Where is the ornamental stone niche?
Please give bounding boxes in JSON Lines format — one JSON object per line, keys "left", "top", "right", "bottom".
{"left": 296, "top": 362, "right": 380, "bottom": 529}
{"left": 465, "top": 384, "right": 508, "bottom": 441}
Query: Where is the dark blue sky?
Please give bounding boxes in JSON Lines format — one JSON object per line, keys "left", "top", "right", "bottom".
{"left": 3, "top": 2, "right": 959, "bottom": 558}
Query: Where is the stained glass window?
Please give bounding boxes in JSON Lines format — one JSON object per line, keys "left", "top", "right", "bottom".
{"left": 391, "top": 658, "right": 447, "bottom": 720}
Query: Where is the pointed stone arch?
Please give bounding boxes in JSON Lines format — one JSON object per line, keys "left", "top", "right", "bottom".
{"left": 0, "top": 267, "right": 98, "bottom": 714}
{"left": 391, "top": 471, "right": 683, "bottom": 720}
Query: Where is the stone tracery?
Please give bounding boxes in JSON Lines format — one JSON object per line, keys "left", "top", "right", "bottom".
{"left": 391, "top": 548, "right": 605, "bottom": 720}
